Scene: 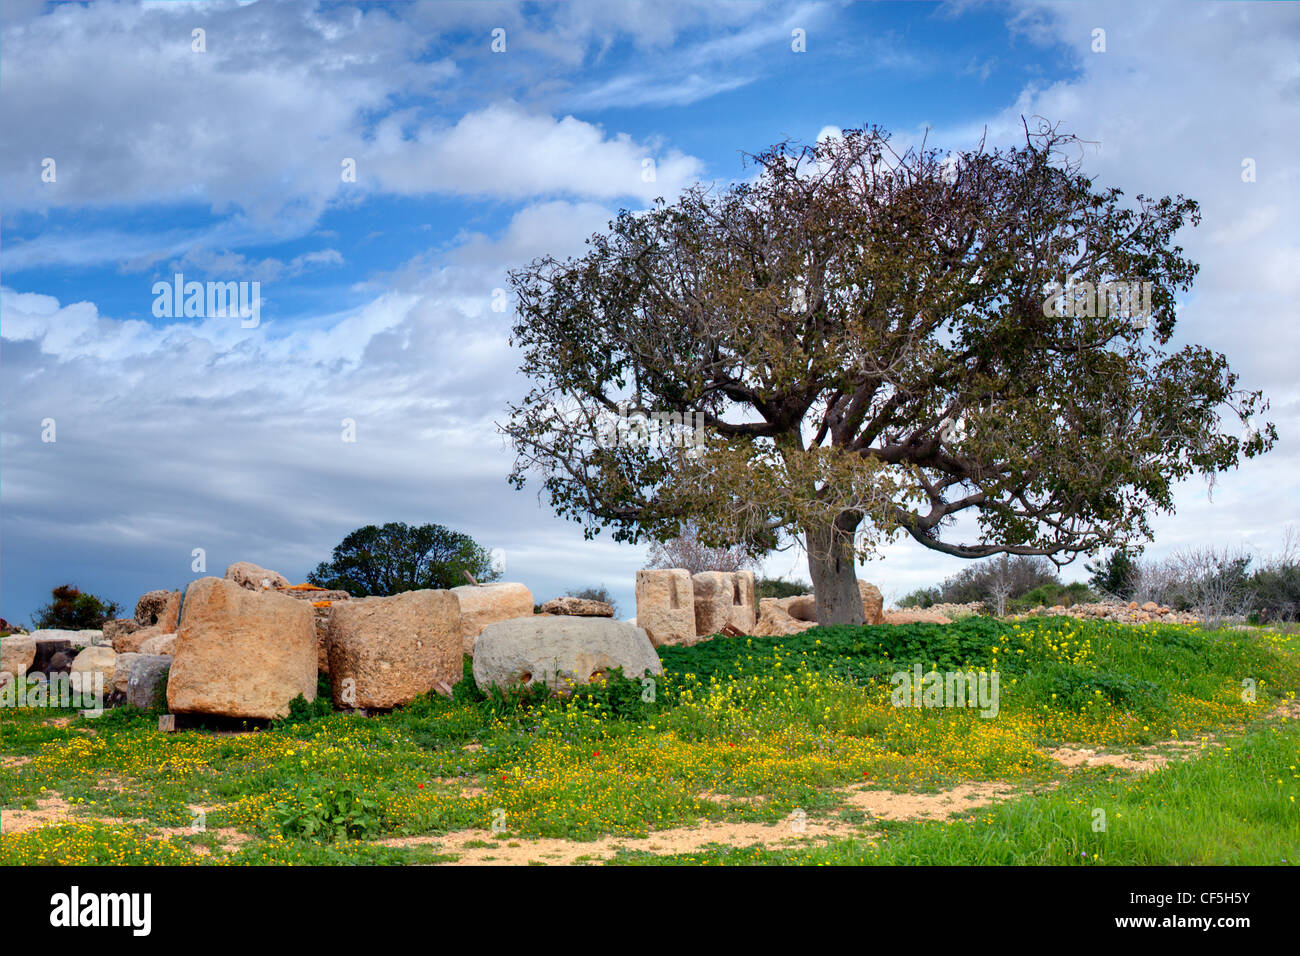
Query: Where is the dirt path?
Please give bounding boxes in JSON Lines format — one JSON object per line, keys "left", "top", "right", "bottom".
{"left": 376, "top": 780, "right": 1019, "bottom": 865}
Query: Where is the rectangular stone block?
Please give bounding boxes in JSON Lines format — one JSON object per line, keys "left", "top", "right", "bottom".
{"left": 636, "top": 569, "right": 696, "bottom": 647}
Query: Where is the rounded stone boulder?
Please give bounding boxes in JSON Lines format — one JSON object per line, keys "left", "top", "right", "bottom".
{"left": 70, "top": 645, "right": 118, "bottom": 694}
{"left": 472, "top": 616, "right": 662, "bottom": 696}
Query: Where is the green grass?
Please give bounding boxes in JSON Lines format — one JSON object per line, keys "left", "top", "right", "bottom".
{"left": 608, "top": 717, "right": 1300, "bottom": 866}
{"left": 2, "top": 618, "right": 1297, "bottom": 864}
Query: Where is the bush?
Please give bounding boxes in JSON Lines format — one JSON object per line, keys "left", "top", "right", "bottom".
{"left": 898, "top": 587, "right": 941, "bottom": 609}
{"left": 32, "top": 584, "right": 120, "bottom": 630}
{"left": 272, "top": 677, "right": 335, "bottom": 726}
{"left": 1248, "top": 562, "right": 1300, "bottom": 623}
{"left": 1012, "top": 581, "right": 1096, "bottom": 611}
{"left": 272, "top": 782, "right": 383, "bottom": 842}
{"left": 753, "top": 576, "right": 811, "bottom": 600}
{"left": 938, "top": 556, "right": 1060, "bottom": 605}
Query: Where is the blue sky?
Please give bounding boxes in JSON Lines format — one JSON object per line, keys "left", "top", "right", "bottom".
{"left": 3, "top": 0, "right": 1298, "bottom": 624}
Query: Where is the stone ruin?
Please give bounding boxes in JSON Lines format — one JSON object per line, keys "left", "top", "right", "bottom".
{"left": 633, "top": 568, "right": 886, "bottom": 642}
{"left": 2, "top": 558, "right": 911, "bottom": 726}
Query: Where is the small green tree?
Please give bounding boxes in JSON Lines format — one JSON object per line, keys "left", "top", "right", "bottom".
{"left": 1086, "top": 550, "right": 1138, "bottom": 600}
{"left": 307, "top": 522, "right": 500, "bottom": 596}
{"left": 33, "top": 584, "right": 121, "bottom": 630}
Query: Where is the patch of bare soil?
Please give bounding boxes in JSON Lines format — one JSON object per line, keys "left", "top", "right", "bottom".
{"left": 1, "top": 793, "right": 128, "bottom": 834}
{"left": 376, "top": 780, "right": 1022, "bottom": 865}
{"left": 1, "top": 755, "right": 32, "bottom": 769}
{"left": 840, "top": 781, "right": 1019, "bottom": 820}
{"left": 378, "top": 815, "right": 861, "bottom": 866}
{"left": 1268, "top": 697, "right": 1300, "bottom": 720}
{"left": 695, "top": 790, "right": 766, "bottom": 806}
{"left": 153, "top": 824, "right": 251, "bottom": 854}
{"left": 1047, "top": 698, "right": 1299, "bottom": 773}
{"left": 1048, "top": 746, "right": 1170, "bottom": 772}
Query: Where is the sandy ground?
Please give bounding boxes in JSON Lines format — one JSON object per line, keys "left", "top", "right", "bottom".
{"left": 375, "top": 779, "right": 1020, "bottom": 865}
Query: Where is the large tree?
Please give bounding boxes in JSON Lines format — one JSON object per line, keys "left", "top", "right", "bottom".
{"left": 503, "top": 123, "right": 1274, "bottom": 625}
{"left": 308, "top": 522, "right": 500, "bottom": 597}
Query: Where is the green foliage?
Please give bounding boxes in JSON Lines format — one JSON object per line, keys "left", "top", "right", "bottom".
{"left": 271, "top": 782, "right": 384, "bottom": 842}
{"left": 753, "top": 577, "right": 811, "bottom": 600}
{"left": 273, "top": 680, "right": 335, "bottom": 727}
{"left": 1039, "top": 663, "right": 1167, "bottom": 714}
{"left": 657, "top": 618, "right": 1004, "bottom": 687}
{"left": 307, "top": 521, "right": 500, "bottom": 596}
{"left": 1248, "top": 562, "right": 1300, "bottom": 622}
{"left": 898, "top": 587, "right": 940, "bottom": 609}
{"left": 1012, "top": 581, "right": 1095, "bottom": 611}
{"left": 32, "top": 584, "right": 121, "bottom": 630}
{"left": 1086, "top": 549, "right": 1138, "bottom": 600}
{"left": 566, "top": 667, "right": 660, "bottom": 722}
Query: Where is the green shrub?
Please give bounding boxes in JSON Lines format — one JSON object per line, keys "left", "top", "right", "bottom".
{"left": 1248, "top": 563, "right": 1300, "bottom": 622}
{"left": 32, "top": 584, "right": 121, "bottom": 630}
{"left": 754, "top": 576, "right": 811, "bottom": 600}
{"left": 898, "top": 587, "right": 940, "bottom": 609}
{"left": 272, "top": 676, "right": 335, "bottom": 727}
{"left": 1040, "top": 663, "right": 1168, "bottom": 715}
{"left": 272, "top": 782, "right": 384, "bottom": 841}
{"left": 566, "top": 666, "right": 661, "bottom": 721}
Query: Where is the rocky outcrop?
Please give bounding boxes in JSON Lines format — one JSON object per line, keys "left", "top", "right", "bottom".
{"left": 539, "top": 596, "right": 615, "bottom": 617}
{"left": 859, "top": 581, "right": 885, "bottom": 625}
{"left": 748, "top": 581, "right": 886, "bottom": 635}
{"left": 120, "top": 591, "right": 181, "bottom": 653}
{"left": 113, "top": 652, "right": 139, "bottom": 696}
{"left": 1016, "top": 601, "right": 1197, "bottom": 625}
{"left": 451, "top": 582, "right": 534, "bottom": 654}
{"left": 884, "top": 608, "right": 954, "bottom": 625}
{"left": 472, "top": 616, "right": 662, "bottom": 696}
{"left": 326, "top": 589, "right": 462, "bottom": 709}
{"left": 32, "top": 638, "right": 74, "bottom": 675}
{"left": 166, "top": 577, "right": 317, "bottom": 720}
{"left": 224, "top": 561, "right": 291, "bottom": 592}
{"left": 635, "top": 569, "right": 696, "bottom": 647}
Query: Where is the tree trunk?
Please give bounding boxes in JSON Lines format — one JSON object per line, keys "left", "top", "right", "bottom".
{"left": 805, "top": 512, "right": 865, "bottom": 626}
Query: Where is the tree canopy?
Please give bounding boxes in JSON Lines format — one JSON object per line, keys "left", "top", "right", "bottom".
{"left": 33, "top": 584, "right": 121, "bottom": 630}
{"left": 503, "top": 122, "right": 1274, "bottom": 624}
{"left": 307, "top": 522, "right": 500, "bottom": 597}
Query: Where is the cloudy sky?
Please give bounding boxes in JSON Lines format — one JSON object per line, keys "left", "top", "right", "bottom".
{"left": 3, "top": 0, "right": 1297, "bottom": 624}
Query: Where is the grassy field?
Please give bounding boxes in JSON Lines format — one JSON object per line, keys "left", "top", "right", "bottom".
{"left": 1, "top": 616, "right": 1297, "bottom": 865}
